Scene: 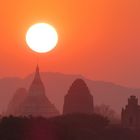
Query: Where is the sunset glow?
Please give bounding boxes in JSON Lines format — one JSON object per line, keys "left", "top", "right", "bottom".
{"left": 0, "top": 0, "right": 140, "bottom": 87}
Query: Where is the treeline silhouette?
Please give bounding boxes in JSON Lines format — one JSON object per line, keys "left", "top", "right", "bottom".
{"left": 0, "top": 114, "right": 139, "bottom": 140}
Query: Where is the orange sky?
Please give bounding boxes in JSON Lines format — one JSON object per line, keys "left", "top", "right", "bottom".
{"left": 0, "top": 0, "right": 140, "bottom": 87}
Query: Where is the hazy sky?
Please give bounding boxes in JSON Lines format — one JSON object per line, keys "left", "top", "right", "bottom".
{"left": 0, "top": 0, "right": 140, "bottom": 87}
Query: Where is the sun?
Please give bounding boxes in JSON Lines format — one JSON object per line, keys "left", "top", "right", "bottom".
{"left": 26, "top": 23, "right": 58, "bottom": 53}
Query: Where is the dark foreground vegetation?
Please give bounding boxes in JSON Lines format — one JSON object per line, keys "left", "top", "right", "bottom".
{"left": 0, "top": 114, "right": 139, "bottom": 140}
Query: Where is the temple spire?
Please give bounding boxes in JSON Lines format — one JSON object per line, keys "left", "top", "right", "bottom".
{"left": 29, "top": 65, "right": 45, "bottom": 96}
{"left": 33, "top": 64, "right": 41, "bottom": 82}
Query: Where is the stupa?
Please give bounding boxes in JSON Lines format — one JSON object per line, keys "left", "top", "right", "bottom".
{"left": 63, "top": 79, "right": 94, "bottom": 114}
{"left": 18, "top": 65, "right": 59, "bottom": 117}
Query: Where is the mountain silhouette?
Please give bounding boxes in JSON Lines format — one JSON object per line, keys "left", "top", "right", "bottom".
{"left": 0, "top": 72, "right": 140, "bottom": 115}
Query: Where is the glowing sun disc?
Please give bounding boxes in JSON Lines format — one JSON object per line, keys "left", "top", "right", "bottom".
{"left": 26, "top": 23, "right": 58, "bottom": 53}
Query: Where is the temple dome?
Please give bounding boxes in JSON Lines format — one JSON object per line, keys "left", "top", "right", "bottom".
{"left": 68, "top": 78, "right": 91, "bottom": 95}
{"left": 63, "top": 79, "right": 94, "bottom": 114}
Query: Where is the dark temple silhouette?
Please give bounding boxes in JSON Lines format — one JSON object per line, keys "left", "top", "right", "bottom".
{"left": 63, "top": 78, "right": 94, "bottom": 114}
{"left": 121, "top": 95, "right": 140, "bottom": 129}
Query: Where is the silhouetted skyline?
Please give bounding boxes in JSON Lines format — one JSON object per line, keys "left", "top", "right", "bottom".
{"left": 1, "top": 69, "right": 140, "bottom": 115}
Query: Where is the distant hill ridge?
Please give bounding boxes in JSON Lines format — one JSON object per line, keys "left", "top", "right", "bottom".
{"left": 0, "top": 72, "right": 140, "bottom": 114}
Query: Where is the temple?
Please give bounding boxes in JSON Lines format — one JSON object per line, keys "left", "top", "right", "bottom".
{"left": 63, "top": 79, "right": 94, "bottom": 114}
{"left": 121, "top": 95, "right": 140, "bottom": 129}
{"left": 18, "top": 65, "right": 59, "bottom": 117}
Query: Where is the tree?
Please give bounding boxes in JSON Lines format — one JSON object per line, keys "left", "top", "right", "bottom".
{"left": 94, "top": 104, "right": 120, "bottom": 123}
